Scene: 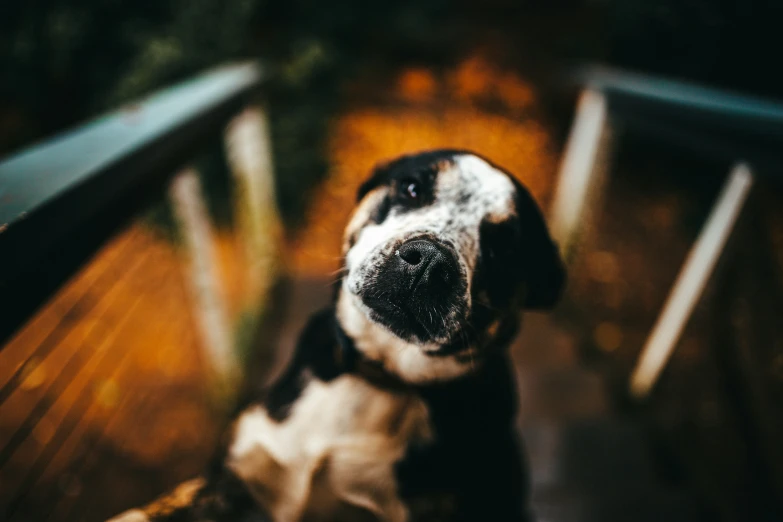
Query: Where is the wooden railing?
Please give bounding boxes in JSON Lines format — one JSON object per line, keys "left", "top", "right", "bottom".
{"left": 550, "top": 66, "right": 783, "bottom": 521}
{"left": 551, "top": 65, "right": 783, "bottom": 397}
{"left": 0, "top": 62, "right": 280, "bottom": 522}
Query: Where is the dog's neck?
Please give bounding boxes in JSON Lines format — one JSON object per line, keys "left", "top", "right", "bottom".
{"left": 330, "top": 310, "right": 519, "bottom": 429}
{"left": 333, "top": 317, "right": 411, "bottom": 392}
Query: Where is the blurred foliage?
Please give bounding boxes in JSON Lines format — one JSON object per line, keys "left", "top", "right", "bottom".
{"left": 606, "top": 0, "right": 783, "bottom": 98}
{"left": 1, "top": 0, "right": 781, "bottom": 228}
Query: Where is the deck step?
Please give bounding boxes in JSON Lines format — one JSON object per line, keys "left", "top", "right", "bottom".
{"left": 525, "top": 418, "right": 700, "bottom": 522}
{"left": 532, "top": 486, "right": 699, "bottom": 522}
{"left": 516, "top": 367, "right": 609, "bottom": 421}
{"left": 523, "top": 418, "right": 659, "bottom": 490}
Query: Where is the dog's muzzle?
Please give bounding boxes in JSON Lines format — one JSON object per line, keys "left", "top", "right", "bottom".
{"left": 359, "top": 237, "right": 466, "bottom": 343}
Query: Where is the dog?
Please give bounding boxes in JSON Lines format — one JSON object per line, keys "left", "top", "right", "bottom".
{"left": 109, "top": 149, "right": 565, "bottom": 522}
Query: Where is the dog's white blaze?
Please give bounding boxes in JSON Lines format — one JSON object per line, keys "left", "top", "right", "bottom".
{"left": 228, "top": 374, "right": 431, "bottom": 522}
{"left": 341, "top": 154, "right": 516, "bottom": 382}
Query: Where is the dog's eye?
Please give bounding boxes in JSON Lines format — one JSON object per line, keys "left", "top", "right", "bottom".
{"left": 400, "top": 179, "right": 420, "bottom": 201}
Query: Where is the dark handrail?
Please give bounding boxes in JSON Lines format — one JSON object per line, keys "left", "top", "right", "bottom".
{"left": 577, "top": 66, "right": 783, "bottom": 169}
{"left": 581, "top": 66, "right": 783, "bottom": 124}
{"left": 0, "top": 62, "right": 264, "bottom": 344}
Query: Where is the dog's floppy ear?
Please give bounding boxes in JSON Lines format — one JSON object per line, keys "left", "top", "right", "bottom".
{"left": 513, "top": 181, "right": 566, "bottom": 309}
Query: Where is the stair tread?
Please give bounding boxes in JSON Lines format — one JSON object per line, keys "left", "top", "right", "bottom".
{"left": 522, "top": 418, "right": 659, "bottom": 490}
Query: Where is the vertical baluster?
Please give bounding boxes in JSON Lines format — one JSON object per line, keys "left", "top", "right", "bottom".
{"left": 550, "top": 89, "right": 612, "bottom": 261}
{"left": 224, "top": 106, "right": 282, "bottom": 364}
{"left": 225, "top": 106, "right": 282, "bottom": 308}
{"left": 169, "top": 169, "right": 238, "bottom": 397}
{"left": 630, "top": 163, "right": 754, "bottom": 398}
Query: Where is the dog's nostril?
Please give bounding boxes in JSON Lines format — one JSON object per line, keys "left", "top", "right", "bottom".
{"left": 397, "top": 246, "right": 423, "bottom": 266}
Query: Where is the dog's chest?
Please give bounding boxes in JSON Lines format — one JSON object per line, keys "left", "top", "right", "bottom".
{"left": 227, "top": 375, "right": 432, "bottom": 522}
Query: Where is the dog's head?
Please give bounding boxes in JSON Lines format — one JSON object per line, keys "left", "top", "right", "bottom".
{"left": 336, "top": 149, "right": 565, "bottom": 383}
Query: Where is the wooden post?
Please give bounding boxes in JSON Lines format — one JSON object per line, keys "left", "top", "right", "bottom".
{"left": 224, "top": 106, "right": 281, "bottom": 309}
{"left": 630, "top": 163, "right": 754, "bottom": 399}
{"left": 224, "top": 107, "right": 282, "bottom": 368}
{"left": 169, "top": 168, "right": 238, "bottom": 395}
{"left": 549, "top": 89, "right": 611, "bottom": 261}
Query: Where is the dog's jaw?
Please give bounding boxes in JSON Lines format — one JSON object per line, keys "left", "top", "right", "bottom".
{"left": 336, "top": 290, "right": 478, "bottom": 384}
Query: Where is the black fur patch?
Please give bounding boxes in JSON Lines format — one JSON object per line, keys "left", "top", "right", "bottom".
{"left": 263, "top": 310, "right": 344, "bottom": 421}
{"left": 397, "top": 355, "right": 531, "bottom": 521}
{"left": 357, "top": 149, "right": 463, "bottom": 204}
{"left": 477, "top": 218, "right": 525, "bottom": 309}
{"left": 509, "top": 177, "right": 566, "bottom": 309}
{"left": 369, "top": 193, "right": 391, "bottom": 224}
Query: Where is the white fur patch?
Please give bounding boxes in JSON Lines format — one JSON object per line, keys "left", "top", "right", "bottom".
{"left": 106, "top": 509, "right": 149, "bottom": 522}
{"left": 340, "top": 153, "right": 515, "bottom": 383}
{"left": 227, "top": 375, "right": 432, "bottom": 522}
{"left": 337, "top": 291, "right": 479, "bottom": 383}
{"left": 343, "top": 187, "right": 390, "bottom": 253}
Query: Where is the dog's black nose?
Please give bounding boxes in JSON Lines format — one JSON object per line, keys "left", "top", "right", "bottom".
{"left": 395, "top": 238, "right": 457, "bottom": 289}
{"left": 359, "top": 237, "right": 465, "bottom": 342}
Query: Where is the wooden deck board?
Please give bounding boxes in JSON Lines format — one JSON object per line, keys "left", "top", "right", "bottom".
{"left": 0, "top": 239, "right": 154, "bottom": 469}
{"left": 0, "top": 229, "right": 144, "bottom": 403}
{"left": 0, "top": 222, "right": 229, "bottom": 522}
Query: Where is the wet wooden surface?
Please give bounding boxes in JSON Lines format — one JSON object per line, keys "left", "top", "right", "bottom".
{"left": 0, "top": 219, "right": 265, "bottom": 522}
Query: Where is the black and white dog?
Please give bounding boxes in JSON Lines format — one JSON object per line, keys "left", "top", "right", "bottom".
{"left": 110, "top": 149, "right": 565, "bottom": 522}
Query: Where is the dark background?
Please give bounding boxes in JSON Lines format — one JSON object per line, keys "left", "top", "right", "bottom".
{"left": 3, "top": 0, "right": 782, "bottom": 226}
